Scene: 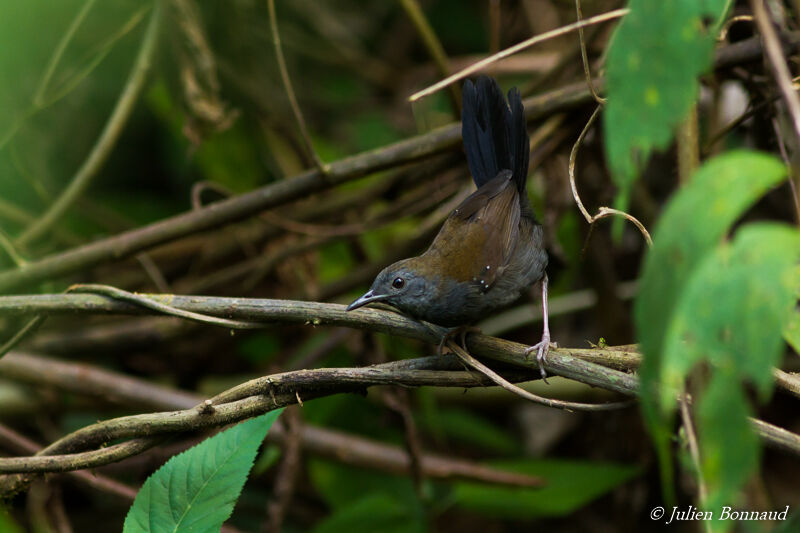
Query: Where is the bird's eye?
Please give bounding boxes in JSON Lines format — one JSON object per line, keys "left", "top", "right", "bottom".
{"left": 392, "top": 277, "right": 405, "bottom": 289}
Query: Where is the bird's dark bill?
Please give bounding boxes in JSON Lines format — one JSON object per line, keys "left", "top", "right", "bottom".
{"left": 346, "top": 290, "right": 388, "bottom": 311}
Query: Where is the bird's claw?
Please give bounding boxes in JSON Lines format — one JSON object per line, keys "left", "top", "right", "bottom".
{"left": 524, "top": 335, "right": 555, "bottom": 384}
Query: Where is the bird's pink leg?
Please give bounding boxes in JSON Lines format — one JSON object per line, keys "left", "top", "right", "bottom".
{"left": 524, "top": 273, "right": 552, "bottom": 382}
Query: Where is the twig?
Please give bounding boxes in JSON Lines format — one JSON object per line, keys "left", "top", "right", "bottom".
{"left": 446, "top": 341, "right": 634, "bottom": 412}
{"left": 33, "top": 0, "right": 99, "bottom": 106}
{"left": 400, "top": 0, "right": 460, "bottom": 114}
{"left": 750, "top": 0, "right": 800, "bottom": 141}
{"left": 568, "top": 106, "right": 653, "bottom": 247}
{"left": 679, "top": 396, "right": 711, "bottom": 533}
{"left": 771, "top": 116, "right": 800, "bottom": 224}
{"left": 66, "top": 284, "right": 264, "bottom": 329}
{"left": 134, "top": 253, "right": 170, "bottom": 292}
{"left": 264, "top": 407, "right": 302, "bottom": 533}
{"left": 16, "top": 0, "right": 163, "bottom": 247}
{"left": 408, "top": 8, "right": 628, "bottom": 102}
{"left": 574, "top": 0, "right": 606, "bottom": 104}
{"left": 267, "top": 0, "right": 329, "bottom": 174}
{"left": 0, "top": 229, "right": 26, "bottom": 267}
{"left": 0, "top": 316, "right": 46, "bottom": 360}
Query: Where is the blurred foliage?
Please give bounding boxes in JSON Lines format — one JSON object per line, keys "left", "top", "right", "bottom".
{"left": 604, "top": 0, "right": 729, "bottom": 212}
{"left": 0, "top": 0, "right": 798, "bottom": 531}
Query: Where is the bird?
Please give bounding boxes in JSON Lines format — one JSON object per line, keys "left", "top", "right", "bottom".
{"left": 346, "top": 75, "right": 552, "bottom": 378}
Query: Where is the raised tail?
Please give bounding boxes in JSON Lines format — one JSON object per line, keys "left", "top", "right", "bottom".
{"left": 461, "top": 76, "right": 530, "bottom": 193}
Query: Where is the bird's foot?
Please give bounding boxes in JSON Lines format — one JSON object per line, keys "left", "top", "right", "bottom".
{"left": 438, "top": 326, "right": 481, "bottom": 356}
{"left": 524, "top": 334, "right": 556, "bottom": 384}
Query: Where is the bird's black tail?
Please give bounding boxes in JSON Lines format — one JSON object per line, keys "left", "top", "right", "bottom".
{"left": 461, "top": 76, "right": 530, "bottom": 193}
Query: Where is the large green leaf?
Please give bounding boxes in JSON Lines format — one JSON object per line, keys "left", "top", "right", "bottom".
{"left": 660, "top": 224, "right": 800, "bottom": 526}
{"left": 123, "top": 409, "right": 283, "bottom": 533}
{"left": 661, "top": 224, "right": 800, "bottom": 410}
{"left": 603, "top": 0, "right": 729, "bottom": 209}
{"left": 634, "top": 151, "right": 786, "bottom": 495}
{"left": 451, "top": 459, "right": 639, "bottom": 519}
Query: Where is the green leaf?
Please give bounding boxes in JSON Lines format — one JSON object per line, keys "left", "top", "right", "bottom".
{"left": 697, "top": 372, "right": 759, "bottom": 521}
{"left": 308, "top": 459, "right": 420, "bottom": 513}
{"left": 123, "top": 409, "right": 283, "bottom": 533}
{"left": 0, "top": 507, "right": 23, "bottom": 533}
{"left": 634, "top": 151, "right": 786, "bottom": 496}
{"left": 660, "top": 224, "right": 800, "bottom": 526}
{"left": 604, "top": 0, "right": 729, "bottom": 207}
{"left": 785, "top": 310, "right": 800, "bottom": 355}
{"left": 312, "top": 493, "right": 426, "bottom": 533}
{"left": 420, "top": 407, "right": 520, "bottom": 456}
{"left": 662, "top": 224, "right": 800, "bottom": 409}
{"left": 451, "top": 459, "right": 639, "bottom": 519}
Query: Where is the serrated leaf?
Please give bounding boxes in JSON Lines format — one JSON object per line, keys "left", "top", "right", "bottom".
{"left": 123, "top": 409, "right": 283, "bottom": 533}
{"left": 451, "top": 459, "right": 639, "bottom": 519}
{"left": 604, "top": 0, "right": 729, "bottom": 207}
{"left": 312, "top": 493, "right": 425, "bottom": 533}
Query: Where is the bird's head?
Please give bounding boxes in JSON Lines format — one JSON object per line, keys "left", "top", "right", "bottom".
{"left": 346, "top": 258, "right": 433, "bottom": 316}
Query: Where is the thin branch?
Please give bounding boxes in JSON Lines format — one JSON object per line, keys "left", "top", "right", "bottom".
{"left": 16, "top": 0, "right": 163, "bottom": 247}
{"left": 399, "top": 0, "right": 461, "bottom": 114}
{"left": 66, "top": 284, "right": 264, "bottom": 329}
{"left": 0, "top": 316, "right": 45, "bottom": 360}
{"left": 447, "top": 340, "right": 633, "bottom": 411}
{"left": 267, "top": 0, "right": 329, "bottom": 174}
{"left": 33, "top": 0, "right": 100, "bottom": 105}
{"left": 750, "top": 0, "right": 800, "bottom": 141}
{"left": 408, "top": 8, "right": 628, "bottom": 102}
{"left": 0, "top": 229, "right": 26, "bottom": 267}
{"left": 0, "top": 423, "right": 138, "bottom": 501}
{"left": 574, "top": 0, "right": 606, "bottom": 104}
{"left": 771, "top": 116, "right": 800, "bottom": 224}
{"left": 568, "top": 105, "right": 653, "bottom": 247}
{"left": 679, "top": 395, "right": 710, "bottom": 532}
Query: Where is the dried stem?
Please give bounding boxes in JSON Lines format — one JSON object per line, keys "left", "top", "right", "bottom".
{"left": 568, "top": 106, "right": 653, "bottom": 247}
{"left": 574, "top": 0, "right": 606, "bottom": 104}
{"left": 751, "top": 0, "right": 800, "bottom": 141}
{"left": 409, "top": 8, "right": 628, "bottom": 102}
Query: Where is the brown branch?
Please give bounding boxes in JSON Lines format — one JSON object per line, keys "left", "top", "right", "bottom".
{"left": 0, "top": 351, "right": 546, "bottom": 489}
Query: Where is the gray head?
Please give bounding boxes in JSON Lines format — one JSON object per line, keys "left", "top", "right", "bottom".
{"left": 345, "top": 258, "right": 431, "bottom": 316}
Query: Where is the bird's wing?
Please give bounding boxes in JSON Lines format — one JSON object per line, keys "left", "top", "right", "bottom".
{"left": 428, "top": 170, "right": 520, "bottom": 290}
